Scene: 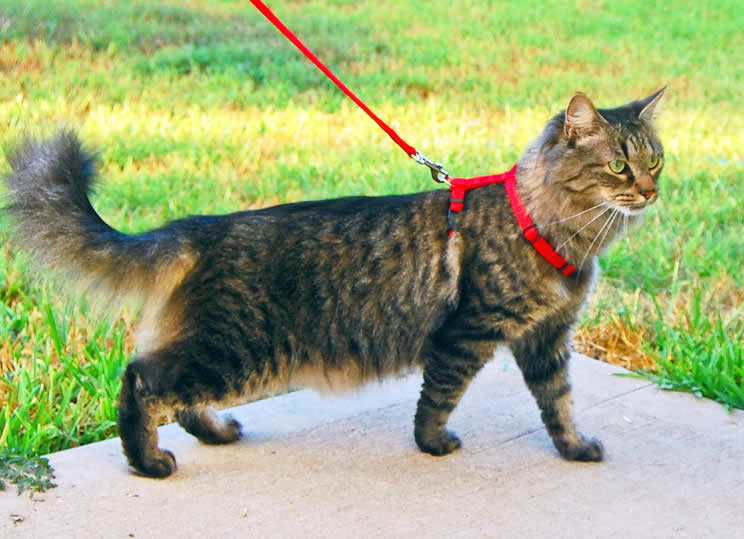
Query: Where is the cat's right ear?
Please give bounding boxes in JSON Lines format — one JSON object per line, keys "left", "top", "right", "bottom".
{"left": 564, "top": 93, "right": 606, "bottom": 140}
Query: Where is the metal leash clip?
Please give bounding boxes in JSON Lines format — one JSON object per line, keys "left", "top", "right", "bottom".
{"left": 412, "top": 151, "right": 451, "bottom": 186}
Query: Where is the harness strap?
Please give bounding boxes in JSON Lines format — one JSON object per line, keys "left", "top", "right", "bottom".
{"left": 503, "top": 174, "right": 577, "bottom": 277}
{"left": 446, "top": 165, "right": 576, "bottom": 277}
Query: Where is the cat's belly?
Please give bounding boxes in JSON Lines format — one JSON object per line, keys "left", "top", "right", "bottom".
{"left": 289, "top": 360, "right": 418, "bottom": 393}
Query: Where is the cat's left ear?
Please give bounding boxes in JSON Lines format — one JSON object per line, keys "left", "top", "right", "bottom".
{"left": 638, "top": 87, "right": 666, "bottom": 122}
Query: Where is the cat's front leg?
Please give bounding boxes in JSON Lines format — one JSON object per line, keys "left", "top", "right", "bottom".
{"left": 414, "top": 334, "right": 490, "bottom": 456}
{"left": 509, "top": 322, "right": 604, "bottom": 462}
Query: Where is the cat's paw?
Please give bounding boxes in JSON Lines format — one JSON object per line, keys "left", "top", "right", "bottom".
{"left": 176, "top": 408, "right": 243, "bottom": 445}
{"left": 415, "top": 428, "right": 462, "bottom": 456}
{"left": 132, "top": 449, "right": 177, "bottom": 478}
{"left": 556, "top": 434, "right": 604, "bottom": 462}
{"left": 216, "top": 415, "right": 243, "bottom": 444}
{"left": 195, "top": 413, "right": 243, "bottom": 445}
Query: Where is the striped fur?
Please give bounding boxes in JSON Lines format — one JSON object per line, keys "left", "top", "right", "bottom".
{"left": 2, "top": 90, "right": 664, "bottom": 477}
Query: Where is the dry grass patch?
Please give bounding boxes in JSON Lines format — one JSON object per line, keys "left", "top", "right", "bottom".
{"left": 574, "top": 320, "right": 656, "bottom": 371}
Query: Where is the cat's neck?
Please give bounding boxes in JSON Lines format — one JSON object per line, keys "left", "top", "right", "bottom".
{"left": 515, "top": 149, "right": 628, "bottom": 272}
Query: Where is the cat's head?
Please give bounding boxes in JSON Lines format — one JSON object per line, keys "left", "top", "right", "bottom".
{"left": 539, "top": 88, "right": 666, "bottom": 216}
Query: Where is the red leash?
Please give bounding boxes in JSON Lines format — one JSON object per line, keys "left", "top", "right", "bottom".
{"left": 248, "top": 0, "right": 576, "bottom": 277}
{"left": 249, "top": 0, "right": 416, "bottom": 160}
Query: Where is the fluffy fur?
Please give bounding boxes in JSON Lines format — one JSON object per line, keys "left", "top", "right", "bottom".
{"left": 2, "top": 90, "right": 665, "bottom": 477}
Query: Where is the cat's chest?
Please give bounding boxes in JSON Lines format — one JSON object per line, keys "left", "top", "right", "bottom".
{"left": 464, "top": 260, "right": 589, "bottom": 338}
{"left": 518, "top": 275, "right": 578, "bottom": 317}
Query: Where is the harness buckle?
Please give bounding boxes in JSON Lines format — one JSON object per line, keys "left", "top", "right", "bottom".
{"left": 447, "top": 208, "right": 458, "bottom": 232}
{"left": 522, "top": 224, "right": 540, "bottom": 244}
{"left": 413, "top": 151, "right": 451, "bottom": 186}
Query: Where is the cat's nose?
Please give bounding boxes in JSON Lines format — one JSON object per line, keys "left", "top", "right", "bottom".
{"left": 637, "top": 175, "right": 657, "bottom": 200}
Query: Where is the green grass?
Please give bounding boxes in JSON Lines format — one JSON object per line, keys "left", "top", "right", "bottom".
{"left": 650, "top": 311, "right": 744, "bottom": 410}
{"left": 1, "top": 253, "right": 128, "bottom": 455}
{"left": 1, "top": 0, "right": 742, "bottom": 468}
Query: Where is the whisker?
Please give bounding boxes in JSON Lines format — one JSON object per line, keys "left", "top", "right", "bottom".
{"left": 556, "top": 204, "right": 612, "bottom": 251}
{"left": 578, "top": 209, "right": 618, "bottom": 271}
{"left": 544, "top": 202, "right": 608, "bottom": 227}
{"left": 597, "top": 209, "right": 619, "bottom": 252}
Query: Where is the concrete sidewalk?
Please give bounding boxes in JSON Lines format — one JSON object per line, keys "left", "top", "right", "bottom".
{"left": 2, "top": 351, "right": 742, "bottom": 538}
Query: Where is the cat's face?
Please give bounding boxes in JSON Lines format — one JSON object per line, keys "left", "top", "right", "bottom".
{"left": 543, "top": 89, "right": 665, "bottom": 217}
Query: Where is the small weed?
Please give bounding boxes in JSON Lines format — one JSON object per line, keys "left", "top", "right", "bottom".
{"left": 0, "top": 450, "right": 56, "bottom": 496}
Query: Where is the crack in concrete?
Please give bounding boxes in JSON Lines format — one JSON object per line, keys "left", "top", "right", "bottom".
{"left": 497, "top": 381, "right": 655, "bottom": 446}
{"left": 578, "top": 380, "right": 655, "bottom": 413}
{"left": 498, "top": 425, "right": 545, "bottom": 445}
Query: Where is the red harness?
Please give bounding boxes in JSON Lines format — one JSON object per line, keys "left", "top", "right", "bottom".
{"left": 448, "top": 167, "right": 576, "bottom": 277}
{"left": 249, "top": 0, "right": 577, "bottom": 278}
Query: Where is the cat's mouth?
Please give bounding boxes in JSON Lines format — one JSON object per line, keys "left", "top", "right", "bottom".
{"left": 612, "top": 194, "right": 659, "bottom": 216}
{"left": 614, "top": 204, "right": 648, "bottom": 216}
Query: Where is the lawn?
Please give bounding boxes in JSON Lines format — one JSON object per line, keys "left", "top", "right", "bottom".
{"left": 0, "top": 0, "right": 742, "bottom": 464}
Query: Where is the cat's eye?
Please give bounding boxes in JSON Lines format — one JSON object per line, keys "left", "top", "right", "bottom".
{"left": 608, "top": 159, "right": 626, "bottom": 174}
{"left": 647, "top": 154, "right": 660, "bottom": 169}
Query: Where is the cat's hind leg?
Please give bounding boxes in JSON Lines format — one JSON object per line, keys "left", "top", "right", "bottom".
{"left": 175, "top": 406, "right": 242, "bottom": 445}
{"left": 118, "top": 357, "right": 177, "bottom": 478}
{"left": 118, "top": 344, "right": 237, "bottom": 478}
{"left": 510, "top": 322, "right": 603, "bottom": 462}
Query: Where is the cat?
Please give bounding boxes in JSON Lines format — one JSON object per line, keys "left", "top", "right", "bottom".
{"left": 2, "top": 89, "right": 665, "bottom": 478}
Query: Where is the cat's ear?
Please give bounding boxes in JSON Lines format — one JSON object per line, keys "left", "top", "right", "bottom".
{"left": 638, "top": 87, "right": 666, "bottom": 122}
{"left": 564, "top": 93, "right": 606, "bottom": 139}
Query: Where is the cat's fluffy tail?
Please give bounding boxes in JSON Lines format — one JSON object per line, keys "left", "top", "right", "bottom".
{"left": 2, "top": 131, "right": 196, "bottom": 323}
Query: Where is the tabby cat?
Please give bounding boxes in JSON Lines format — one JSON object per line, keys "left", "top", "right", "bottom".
{"left": 3, "top": 89, "right": 665, "bottom": 478}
